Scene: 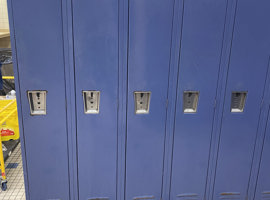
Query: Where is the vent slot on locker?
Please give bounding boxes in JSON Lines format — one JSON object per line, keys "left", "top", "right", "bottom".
{"left": 231, "top": 92, "right": 247, "bottom": 113}
{"left": 219, "top": 192, "right": 240, "bottom": 199}
{"left": 134, "top": 92, "right": 151, "bottom": 114}
{"left": 27, "top": 91, "right": 47, "bottom": 115}
{"left": 177, "top": 193, "right": 199, "bottom": 200}
{"left": 133, "top": 195, "right": 155, "bottom": 200}
{"left": 183, "top": 91, "right": 199, "bottom": 113}
{"left": 262, "top": 191, "right": 270, "bottom": 199}
{"left": 88, "top": 198, "right": 109, "bottom": 200}
{"left": 83, "top": 91, "right": 100, "bottom": 114}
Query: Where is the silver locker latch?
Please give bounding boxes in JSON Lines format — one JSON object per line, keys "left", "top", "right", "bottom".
{"left": 231, "top": 91, "right": 247, "bottom": 112}
{"left": 83, "top": 91, "right": 100, "bottom": 114}
{"left": 134, "top": 92, "right": 151, "bottom": 114}
{"left": 183, "top": 91, "right": 199, "bottom": 113}
{"left": 27, "top": 91, "right": 47, "bottom": 115}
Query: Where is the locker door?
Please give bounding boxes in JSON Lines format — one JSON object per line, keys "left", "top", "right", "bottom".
{"left": 9, "top": 0, "right": 70, "bottom": 199}
{"left": 213, "top": 1, "right": 270, "bottom": 199}
{"left": 72, "top": 0, "right": 119, "bottom": 199}
{"left": 170, "top": 1, "right": 227, "bottom": 199}
{"left": 254, "top": 109, "right": 270, "bottom": 199}
{"left": 125, "top": 0, "right": 174, "bottom": 199}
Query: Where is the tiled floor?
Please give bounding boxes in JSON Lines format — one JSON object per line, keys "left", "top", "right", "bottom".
{"left": 0, "top": 143, "right": 25, "bottom": 200}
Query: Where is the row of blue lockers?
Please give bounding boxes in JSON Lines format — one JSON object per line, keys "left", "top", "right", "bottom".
{"left": 8, "top": 0, "right": 270, "bottom": 199}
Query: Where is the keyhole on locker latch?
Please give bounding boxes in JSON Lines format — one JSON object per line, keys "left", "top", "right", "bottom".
{"left": 28, "top": 90, "right": 47, "bottom": 115}
{"left": 140, "top": 93, "right": 144, "bottom": 108}
{"left": 90, "top": 92, "right": 94, "bottom": 108}
{"left": 134, "top": 92, "right": 151, "bottom": 114}
{"left": 83, "top": 91, "right": 100, "bottom": 114}
{"left": 183, "top": 91, "right": 199, "bottom": 113}
{"left": 37, "top": 93, "right": 41, "bottom": 108}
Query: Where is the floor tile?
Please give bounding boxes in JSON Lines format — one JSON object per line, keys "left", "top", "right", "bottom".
{"left": 0, "top": 143, "right": 25, "bottom": 200}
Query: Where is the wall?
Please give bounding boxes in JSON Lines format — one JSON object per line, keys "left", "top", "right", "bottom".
{"left": 0, "top": 0, "right": 10, "bottom": 48}
{"left": 0, "top": 0, "right": 9, "bottom": 30}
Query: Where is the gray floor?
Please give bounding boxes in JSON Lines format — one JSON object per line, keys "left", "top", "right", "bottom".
{"left": 0, "top": 143, "right": 25, "bottom": 200}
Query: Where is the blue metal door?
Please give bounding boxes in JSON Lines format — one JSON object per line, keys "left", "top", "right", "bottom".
{"left": 212, "top": 1, "right": 270, "bottom": 199}
{"left": 72, "top": 0, "right": 119, "bottom": 199}
{"left": 254, "top": 109, "right": 270, "bottom": 200}
{"left": 169, "top": 1, "right": 227, "bottom": 199}
{"left": 9, "top": 0, "right": 70, "bottom": 199}
{"left": 125, "top": 0, "right": 174, "bottom": 199}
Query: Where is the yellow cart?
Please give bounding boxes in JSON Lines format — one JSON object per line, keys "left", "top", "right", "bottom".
{"left": 0, "top": 98, "right": 20, "bottom": 191}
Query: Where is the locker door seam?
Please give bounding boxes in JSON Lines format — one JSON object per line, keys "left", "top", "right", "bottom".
{"left": 116, "top": 0, "right": 120, "bottom": 198}
{"left": 168, "top": 0, "right": 186, "bottom": 199}
{"left": 210, "top": 1, "right": 239, "bottom": 199}
{"left": 69, "top": 0, "right": 80, "bottom": 198}
{"left": 160, "top": 0, "right": 177, "bottom": 199}
{"left": 124, "top": 0, "right": 130, "bottom": 199}
{"left": 60, "top": 0, "right": 72, "bottom": 199}
{"left": 203, "top": 0, "right": 229, "bottom": 199}
{"left": 117, "top": 0, "right": 129, "bottom": 199}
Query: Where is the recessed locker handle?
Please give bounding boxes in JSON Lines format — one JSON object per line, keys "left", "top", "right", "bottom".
{"left": 134, "top": 91, "right": 151, "bottom": 114}
{"left": 231, "top": 91, "right": 247, "bottom": 112}
{"left": 83, "top": 91, "right": 100, "bottom": 114}
{"left": 183, "top": 91, "right": 199, "bottom": 113}
{"left": 27, "top": 90, "right": 47, "bottom": 115}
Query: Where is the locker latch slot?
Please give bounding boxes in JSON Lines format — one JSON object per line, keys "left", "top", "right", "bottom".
{"left": 231, "top": 92, "right": 247, "bottom": 112}
{"left": 27, "top": 90, "right": 47, "bottom": 115}
{"left": 134, "top": 92, "right": 151, "bottom": 114}
{"left": 83, "top": 91, "right": 100, "bottom": 114}
{"left": 183, "top": 91, "right": 199, "bottom": 113}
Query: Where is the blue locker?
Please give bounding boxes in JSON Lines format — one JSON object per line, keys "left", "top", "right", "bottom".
{"left": 125, "top": 0, "right": 174, "bottom": 199}
{"left": 254, "top": 109, "right": 270, "bottom": 200}
{"left": 72, "top": 0, "right": 119, "bottom": 199}
{"left": 169, "top": 1, "right": 227, "bottom": 199}
{"left": 212, "top": 0, "right": 270, "bottom": 199}
{"left": 8, "top": 0, "right": 70, "bottom": 199}
{"left": 8, "top": 0, "right": 270, "bottom": 199}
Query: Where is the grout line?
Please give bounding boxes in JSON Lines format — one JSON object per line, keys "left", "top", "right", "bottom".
{"left": 0, "top": 144, "right": 25, "bottom": 200}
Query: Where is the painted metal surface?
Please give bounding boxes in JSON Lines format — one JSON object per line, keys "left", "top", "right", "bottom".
{"left": 212, "top": 1, "right": 270, "bottom": 199}
{"left": 8, "top": 0, "right": 270, "bottom": 199}
{"left": 170, "top": 1, "right": 227, "bottom": 199}
{"left": 254, "top": 108, "right": 270, "bottom": 200}
{"left": 8, "top": 0, "right": 70, "bottom": 199}
{"left": 72, "top": 0, "right": 119, "bottom": 199}
{"left": 125, "top": 0, "right": 174, "bottom": 199}
{"left": 248, "top": 57, "right": 270, "bottom": 199}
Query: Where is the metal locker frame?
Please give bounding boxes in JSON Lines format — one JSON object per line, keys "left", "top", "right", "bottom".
{"left": 169, "top": 1, "right": 228, "bottom": 199}
{"left": 7, "top": 0, "right": 73, "bottom": 199}
{"left": 125, "top": 0, "right": 175, "bottom": 199}
{"left": 7, "top": 0, "right": 270, "bottom": 199}
{"left": 209, "top": 1, "right": 270, "bottom": 199}
{"left": 72, "top": 0, "right": 119, "bottom": 199}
